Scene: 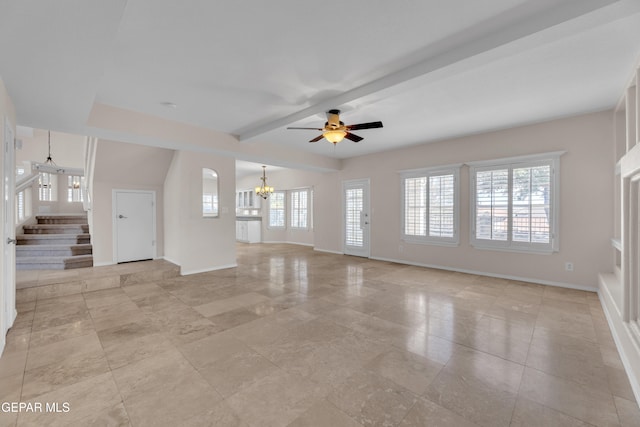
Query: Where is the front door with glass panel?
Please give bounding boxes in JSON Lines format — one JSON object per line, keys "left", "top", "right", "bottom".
{"left": 343, "top": 179, "right": 370, "bottom": 257}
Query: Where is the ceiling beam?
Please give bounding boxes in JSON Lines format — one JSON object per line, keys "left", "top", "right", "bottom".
{"left": 238, "top": 0, "right": 621, "bottom": 142}
{"left": 86, "top": 103, "right": 343, "bottom": 172}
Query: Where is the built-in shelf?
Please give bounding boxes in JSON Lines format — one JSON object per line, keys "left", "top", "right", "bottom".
{"left": 601, "top": 58, "right": 640, "bottom": 404}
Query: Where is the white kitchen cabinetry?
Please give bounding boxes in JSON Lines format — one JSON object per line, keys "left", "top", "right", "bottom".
{"left": 236, "top": 218, "right": 261, "bottom": 243}
{"left": 237, "top": 190, "right": 261, "bottom": 209}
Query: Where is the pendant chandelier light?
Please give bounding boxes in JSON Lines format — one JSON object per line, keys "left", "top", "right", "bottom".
{"left": 44, "top": 131, "right": 56, "bottom": 165}
{"left": 255, "top": 165, "right": 274, "bottom": 199}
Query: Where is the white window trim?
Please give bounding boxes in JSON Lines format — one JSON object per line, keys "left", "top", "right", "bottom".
{"left": 468, "top": 151, "right": 564, "bottom": 254}
{"left": 267, "top": 190, "right": 286, "bottom": 229}
{"left": 38, "top": 172, "right": 57, "bottom": 202}
{"left": 309, "top": 188, "right": 314, "bottom": 231}
{"left": 290, "top": 188, "right": 310, "bottom": 230}
{"left": 400, "top": 164, "right": 461, "bottom": 247}
{"left": 67, "top": 175, "right": 84, "bottom": 203}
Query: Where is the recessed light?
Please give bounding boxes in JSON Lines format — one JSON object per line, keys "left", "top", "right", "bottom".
{"left": 160, "top": 101, "right": 177, "bottom": 109}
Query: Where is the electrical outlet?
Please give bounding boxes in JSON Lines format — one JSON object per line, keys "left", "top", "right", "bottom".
{"left": 565, "top": 262, "right": 574, "bottom": 272}
{"left": 399, "top": 244, "right": 404, "bottom": 253}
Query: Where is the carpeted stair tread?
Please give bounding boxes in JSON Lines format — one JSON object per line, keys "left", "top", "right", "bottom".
{"left": 23, "top": 224, "right": 89, "bottom": 234}
{"left": 35, "top": 214, "right": 88, "bottom": 224}
{"left": 16, "top": 243, "right": 93, "bottom": 257}
{"left": 16, "top": 255, "right": 94, "bottom": 270}
{"left": 17, "top": 234, "right": 91, "bottom": 245}
{"left": 17, "top": 213, "right": 93, "bottom": 270}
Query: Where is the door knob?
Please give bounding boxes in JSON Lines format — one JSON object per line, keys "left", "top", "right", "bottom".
{"left": 118, "top": 214, "right": 127, "bottom": 219}
{"left": 7, "top": 238, "right": 16, "bottom": 244}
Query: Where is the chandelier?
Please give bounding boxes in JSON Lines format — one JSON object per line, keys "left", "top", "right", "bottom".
{"left": 255, "top": 165, "right": 274, "bottom": 199}
{"left": 44, "top": 131, "right": 56, "bottom": 165}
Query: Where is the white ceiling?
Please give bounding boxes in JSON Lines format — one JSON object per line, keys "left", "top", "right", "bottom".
{"left": 235, "top": 160, "right": 286, "bottom": 180}
{"left": 1, "top": 0, "right": 640, "bottom": 161}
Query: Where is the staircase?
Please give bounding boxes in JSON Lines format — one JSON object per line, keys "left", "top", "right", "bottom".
{"left": 16, "top": 214, "right": 93, "bottom": 270}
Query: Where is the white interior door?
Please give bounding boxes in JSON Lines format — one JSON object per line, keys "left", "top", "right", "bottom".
{"left": 3, "top": 117, "right": 16, "bottom": 338}
{"left": 343, "top": 179, "right": 370, "bottom": 257}
{"left": 114, "top": 190, "right": 155, "bottom": 263}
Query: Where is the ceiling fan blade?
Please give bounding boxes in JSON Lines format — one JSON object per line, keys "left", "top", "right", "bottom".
{"left": 287, "top": 127, "right": 323, "bottom": 130}
{"left": 309, "top": 135, "right": 324, "bottom": 143}
{"left": 346, "top": 121, "right": 383, "bottom": 131}
{"left": 344, "top": 132, "right": 363, "bottom": 142}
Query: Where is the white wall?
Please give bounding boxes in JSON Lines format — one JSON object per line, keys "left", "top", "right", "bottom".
{"left": 313, "top": 111, "right": 613, "bottom": 290}
{"left": 92, "top": 140, "right": 174, "bottom": 265}
{"left": 16, "top": 129, "right": 85, "bottom": 169}
{"left": 0, "top": 77, "right": 17, "bottom": 355}
{"left": 165, "top": 150, "right": 236, "bottom": 274}
{"left": 164, "top": 152, "right": 182, "bottom": 266}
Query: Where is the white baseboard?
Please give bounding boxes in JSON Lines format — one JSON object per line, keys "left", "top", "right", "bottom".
{"left": 598, "top": 277, "right": 640, "bottom": 405}
{"left": 161, "top": 256, "right": 180, "bottom": 267}
{"left": 313, "top": 248, "right": 343, "bottom": 255}
{"left": 370, "top": 256, "right": 598, "bottom": 292}
{"left": 283, "top": 241, "right": 313, "bottom": 247}
{"left": 181, "top": 263, "right": 238, "bottom": 276}
{"left": 92, "top": 261, "right": 115, "bottom": 267}
{"left": 95, "top": 258, "right": 175, "bottom": 268}
{"left": 262, "top": 240, "right": 314, "bottom": 247}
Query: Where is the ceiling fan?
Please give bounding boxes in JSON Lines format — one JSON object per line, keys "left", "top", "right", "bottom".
{"left": 287, "top": 109, "right": 383, "bottom": 144}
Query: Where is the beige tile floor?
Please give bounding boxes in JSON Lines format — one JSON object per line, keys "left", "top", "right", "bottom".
{"left": 1, "top": 243, "right": 639, "bottom": 427}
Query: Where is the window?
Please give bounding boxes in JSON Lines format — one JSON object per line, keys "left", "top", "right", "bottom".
{"left": 290, "top": 189, "right": 309, "bottom": 229}
{"left": 345, "top": 186, "right": 364, "bottom": 247}
{"left": 67, "top": 175, "right": 84, "bottom": 202}
{"left": 202, "top": 194, "right": 218, "bottom": 216}
{"left": 309, "top": 188, "right": 314, "bottom": 230}
{"left": 469, "top": 152, "right": 563, "bottom": 253}
{"left": 202, "top": 168, "right": 219, "bottom": 217}
{"left": 39, "top": 172, "right": 56, "bottom": 201}
{"left": 268, "top": 191, "right": 285, "bottom": 228}
{"left": 401, "top": 165, "right": 460, "bottom": 245}
{"left": 16, "top": 191, "right": 25, "bottom": 223}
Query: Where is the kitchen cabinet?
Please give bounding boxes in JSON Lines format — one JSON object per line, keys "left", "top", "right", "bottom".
{"left": 237, "top": 190, "right": 261, "bottom": 209}
{"left": 236, "top": 217, "right": 261, "bottom": 243}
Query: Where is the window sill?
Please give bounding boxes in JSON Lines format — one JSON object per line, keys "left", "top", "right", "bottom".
{"left": 470, "top": 242, "right": 556, "bottom": 255}
{"left": 402, "top": 237, "right": 459, "bottom": 247}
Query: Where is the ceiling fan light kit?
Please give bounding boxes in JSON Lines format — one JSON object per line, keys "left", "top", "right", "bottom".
{"left": 287, "top": 109, "right": 383, "bottom": 145}
{"left": 323, "top": 129, "right": 347, "bottom": 144}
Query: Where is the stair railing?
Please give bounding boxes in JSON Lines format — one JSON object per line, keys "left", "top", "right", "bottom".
{"left": 14, "top": 171, "right": 39, "bottom": 228}
{"left": 82, "top": 136, "right": 97, "bottom": 213}
{"left": 15, "top": 171, "right": 39, "bottom": 193}
{"left": 82, "top": 136, "right": 97, "bottom": 239}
